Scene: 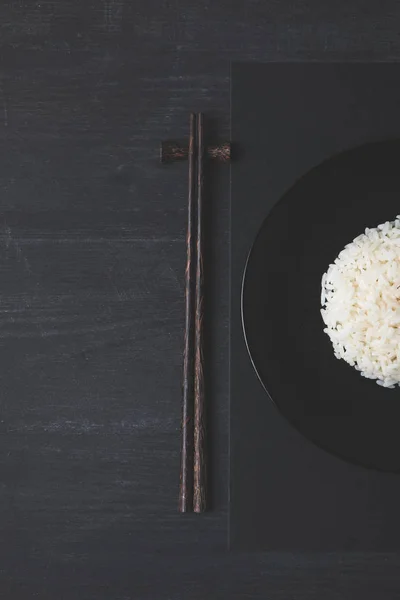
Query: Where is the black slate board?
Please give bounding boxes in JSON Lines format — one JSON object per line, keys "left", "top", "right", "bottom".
{"left": 230, "top": 63, "right": 400, "bottom": 551}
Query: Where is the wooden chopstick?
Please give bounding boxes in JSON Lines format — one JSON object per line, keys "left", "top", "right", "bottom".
{"left": 179, "top": 113, "right": 197, "bottom": 513}
{"left": 193, "top": 113, "right": 207, "bottom": 513}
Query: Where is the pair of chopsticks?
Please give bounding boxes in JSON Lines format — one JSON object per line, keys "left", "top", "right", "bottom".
{"left": 179, "top": 113, "right": 207, "bottom": 513}
{"left": 161, "top": 115, "right": 230, "bottom": 512}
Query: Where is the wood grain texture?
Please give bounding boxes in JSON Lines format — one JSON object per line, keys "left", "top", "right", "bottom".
{"left": 193, "top": 113, "right": 206, "bottom": 513}
{"left": 179, "top": 113, "right": 196, "bottom": 513}
{"left": 1, "top": 0, "right": 400, "bottom": 598}
{"left": 161, "top": 141, "right": 231, "bottom": 163}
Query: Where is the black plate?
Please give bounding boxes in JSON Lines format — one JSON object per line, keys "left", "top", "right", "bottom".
{"left": 242, "top": 139, "right": 400, "bottom": 473}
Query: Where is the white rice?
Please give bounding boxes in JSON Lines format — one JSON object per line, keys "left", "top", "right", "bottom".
{"left": 321, "top": 216, "right": 400, "bottom": 388}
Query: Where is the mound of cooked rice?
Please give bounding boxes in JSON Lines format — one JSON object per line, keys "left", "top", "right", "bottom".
{"left": 321, "top": 217, "right": 400, "bottom": 388}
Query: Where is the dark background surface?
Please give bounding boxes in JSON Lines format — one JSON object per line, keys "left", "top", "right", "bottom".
{"left": 2, "top": 1, "right": 400, "bottom": 598}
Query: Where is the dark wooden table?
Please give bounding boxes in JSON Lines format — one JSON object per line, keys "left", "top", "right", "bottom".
{"left": 1, "top": 2, "right": 400, "bottom": 598}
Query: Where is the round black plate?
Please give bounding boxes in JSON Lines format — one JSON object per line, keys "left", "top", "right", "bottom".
{"left": 242, "top": 139, "right": 400, "bottom": 472}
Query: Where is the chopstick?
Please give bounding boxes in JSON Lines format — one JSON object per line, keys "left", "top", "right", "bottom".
{"left": 179, "top": 113, "right": 207, "bottom": 513}
{"left": 193, "top": 113, "right": 207, "bottom": 513}
{"left": 179, "top": 113, "right": 197, "bottom": 513}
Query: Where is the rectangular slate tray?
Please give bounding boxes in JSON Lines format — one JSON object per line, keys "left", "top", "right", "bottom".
{"left": 230, "top": 62, "right": 400, "bottom": 551}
